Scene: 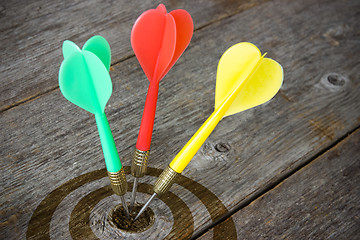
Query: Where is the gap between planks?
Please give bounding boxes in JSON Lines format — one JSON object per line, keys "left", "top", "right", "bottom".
{"left": 0, "top": 0, "right": 268, "bottom": 113}
{"left": 190, "top": 124, "right": 360, "bottom": 239}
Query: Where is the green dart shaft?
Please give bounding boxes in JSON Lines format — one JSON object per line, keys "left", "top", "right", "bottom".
{"left": 95, "top": 112, "right": 122, "bottom": 172}
{"left": 95, "top": 110, "right": 129, "bottom": 218}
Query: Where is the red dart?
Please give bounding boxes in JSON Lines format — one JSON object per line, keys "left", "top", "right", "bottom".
{"left": 130, "top": 4, "right": 193, "bottom": 210}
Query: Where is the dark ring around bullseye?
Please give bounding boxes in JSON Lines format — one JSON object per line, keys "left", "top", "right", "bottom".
{"left": 26, "top": 166, "right": 236, "bottom": 240}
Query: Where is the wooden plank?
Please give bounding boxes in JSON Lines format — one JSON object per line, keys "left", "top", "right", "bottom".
{"left": 1, "top": 0, "right": 360, "bottom": 239}
{"left": 0, "top": 0, "right": 266, "bottom": 111}
{"left": 200, "top": 129, "right": 360, "bottom": 239}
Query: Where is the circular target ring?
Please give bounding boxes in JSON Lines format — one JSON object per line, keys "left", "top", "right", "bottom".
{"left": 27, "top": 167, "right": 236, "bottom": 239}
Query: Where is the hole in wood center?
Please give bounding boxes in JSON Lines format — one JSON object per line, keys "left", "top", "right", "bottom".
{"left": 109, "top": 203, "right": 155, "bottom": 233}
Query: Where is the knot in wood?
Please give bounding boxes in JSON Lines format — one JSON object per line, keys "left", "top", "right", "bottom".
{"left": 214, "top": 142, "right": 231, "bottom": 152}
{"left": 319, "top": 72, "right": 349, "bottom": 92}
{"left": 327, "top": 74, "right": 345, "bottom": 86}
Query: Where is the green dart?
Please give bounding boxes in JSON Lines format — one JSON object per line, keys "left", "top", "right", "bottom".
{"left": 58, "top": 36, "right": 130, "bottom": 218}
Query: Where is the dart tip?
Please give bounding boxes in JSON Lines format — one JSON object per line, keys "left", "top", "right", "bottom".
{"left": 120, "top": 195, "right": 130, "bottom": 219}
{"left": 133, "top": 212, "right": 140, "bottom": 222}
{"left": 129, "top": 178, "right": 139, "bottom": 211}
{"left": 133, "top": 193, "right": 157, "bottom": 222}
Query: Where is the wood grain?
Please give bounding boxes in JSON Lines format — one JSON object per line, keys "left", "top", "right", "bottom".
{"left": 200, "top": 129, "right": 360, "bottom": 239}
{"left": 0, "top": 0, "right": 266, "bottom": 111}
{"left": 1, "top": 0, "right": 359, "bottom": 239}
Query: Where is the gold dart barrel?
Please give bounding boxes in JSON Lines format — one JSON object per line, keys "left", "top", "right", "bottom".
{"left": 107, "top": 168, "right": 127, "bottom": 196}
{"left": 153, "top": 166, "right": 179, "bottom": 195}
{"left": 131, "top": 149, "right": 150, "bottom": 178}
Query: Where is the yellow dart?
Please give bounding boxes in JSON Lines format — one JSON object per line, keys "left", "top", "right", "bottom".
{"left": 134, "top": 42, "right": 283, "bottom": 221}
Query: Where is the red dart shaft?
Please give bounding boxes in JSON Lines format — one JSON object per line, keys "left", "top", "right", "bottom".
{"left": 136, "top": 81, "right": 159, "bottom": 151}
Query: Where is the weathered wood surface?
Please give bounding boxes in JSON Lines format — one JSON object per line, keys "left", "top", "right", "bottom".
{"left": 1, "top": 0, "right": 360, "bottom": 239}
{"left": 200, "top": 129, "right": 360, "bottom": 240}
{"left": 0, "top": 0, "right": 266, "bottom": 111}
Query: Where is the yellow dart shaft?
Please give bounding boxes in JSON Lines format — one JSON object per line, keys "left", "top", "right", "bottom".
{"left": 170, "top": 76, "right": 247, "bottom": 173}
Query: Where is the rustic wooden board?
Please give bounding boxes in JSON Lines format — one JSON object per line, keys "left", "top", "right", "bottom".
{"left": 200, "top": 129, "right": 360, "bottom": 239}
{"left": 1, "top": 0, "right": 360, "bottom": 239}
{"left": 0, "top": 0, "right": 266, "bottom": 111}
